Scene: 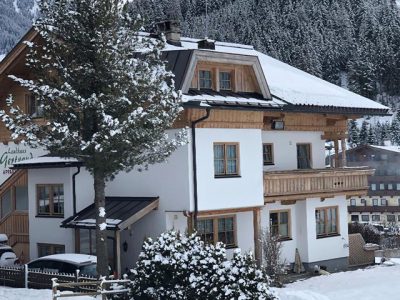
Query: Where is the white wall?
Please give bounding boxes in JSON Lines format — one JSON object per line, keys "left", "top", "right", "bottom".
{"left": 262, "top": 131, "right": 326, "bottom": 171}
{"left": 195, "top": 128, "right": 264, "bottom": 211}
{"left": 28, "top": 167, "right": 91, "bottom": 259}
{"left": 262, "top": 196, "right": 349, "bottom": 265}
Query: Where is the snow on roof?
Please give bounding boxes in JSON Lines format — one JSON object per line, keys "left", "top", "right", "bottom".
{"left": 34, "top": 253, "right": 97, "bottom": 264}
{"left": 168, "top": 37, "right": 388, "bottom": 112}
{"left": 13, "top": 156, "right": 80, "bottom": 166}
{"left": 369, "top": 145, "right": 400, "bottom": 153}
{"left": 0, "top": 54, "right": 5, "bottom": 62}
{"left": 182, "top": 94, "right": 284, "bottom": 107}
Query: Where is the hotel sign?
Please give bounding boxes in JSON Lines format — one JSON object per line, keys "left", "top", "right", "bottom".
{"left": 0, "top": 143, "right": 45, "bottom": 185}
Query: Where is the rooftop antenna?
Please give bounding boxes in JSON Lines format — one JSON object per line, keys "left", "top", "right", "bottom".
{"left": 205, "top": 0, "right": 208, "bottom": 39}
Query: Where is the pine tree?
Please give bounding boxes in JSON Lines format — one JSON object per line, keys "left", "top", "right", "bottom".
{"left": 0, "top": 0, "right": 185, "bottom": 276}
{"left": 367, "top": 126, "right": 377, "bottom": 145}
{"left": 348, "top": 119, "right": 360, "bottom": 147}
{"left": 359, "top": 121, "right": 369, "bottom": 145}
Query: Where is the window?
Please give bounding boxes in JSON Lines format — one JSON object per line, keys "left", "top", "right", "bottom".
{"left": 37, "top": 184, "right": 64, "bottom": 217}
{"left": 388, "top": 184, "right": 393, "bottom": 190}
{"left": 0, "top": 190, "right": 12, "bottom": 219}
{"left": 361, "top": 215, "right": 370, "bottom": 222}
{"left": 361, "top": 198, "right": 366, "bottom": 206}
{"left": 297, "top": 144, "right": 311, "bottom": 169}
{"left": 397, "top": 184, "right": 400, "bottom": 190}
{"left": 398, "top": 215, "right": 400, "bottom": 222}
{"left": 263, "top": 143, "right": 274, "bottom": 165}
{"left": 315, "top": 207, "right": 338, "bottom": 238}
{"left": 199, "top": 70, "right": 212, "bottom": 89}
{"left": 350, "top": 199, "right": 356, "bottom": 206}
{"left": 213, "top": 143, "right": 239, "bottom": 177}
{"left": 270, "top": 211, "right": 290, "bottom": 240}
{"left": 197, "top": 216, "right": 236, "bottom": 248}
{"left": 37, "top": 243, "right": 65, "bottom": 257}
{"left": 219, "top": 71, "right": 232, "bottom": 90}
{"left": 372, "top": 215, "right": 380, "bottom": 222}
{"left": 371, "top": 184, "right": 376, "bottom": 191}
{"left": 79, "top": 229, "right": 96, "bottom": 255}
{"left": 381, "top": 198, "right": 387, "bottom": 206}
{"left": 387, "top": 215, "right": 396, "bottom": 222}
{"left": 373, "top": 199, "right": 378, "bottom": 206}
{"left": 25, "top": 94, "right": 43, "bottom": 118}
{"left": 398, "top": 199, "right": 400, "bottom": 206}
{"left": 380, "top": 183, "right": 385, "bottom": 190}
{"left": 351, "top": 215, "right": 359, "bottom": 222}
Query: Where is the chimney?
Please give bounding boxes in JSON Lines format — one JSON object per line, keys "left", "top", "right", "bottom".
{"left": 154, "top": 20, "right": 182, "bottom": 47}
{"left": 197, "top": 38, "right": 215, "bottom": 50}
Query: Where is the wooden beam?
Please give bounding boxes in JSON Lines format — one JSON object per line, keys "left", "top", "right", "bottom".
{"left": 198, "top": 205, "right": 264, "bottom": 216}
{"left": 253, "top": 208, "right": 262, "bottom": 267}
{"left": 117, "top": 199, "right": 159, "bottom": 230}
{"left": 334, "top": 139, "right": 339, "bottom": 168}
{"left": 115, "top": 231, "right": 121, "bottom": 279}
{"left": 341, "top": 138, "right": 347, "bottom": 167}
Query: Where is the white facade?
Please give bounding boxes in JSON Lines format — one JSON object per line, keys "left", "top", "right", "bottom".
{"left": 24, "top": 126, "right": 352, "bottom": 271}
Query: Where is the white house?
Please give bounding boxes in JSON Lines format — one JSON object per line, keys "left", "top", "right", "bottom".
{"left": 0, "top": 23, "right": 388, "bottom": 275}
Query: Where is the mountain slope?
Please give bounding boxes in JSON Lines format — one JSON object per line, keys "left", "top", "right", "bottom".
{"left": 0, "top": 0, "right": 37, "bottom": 59}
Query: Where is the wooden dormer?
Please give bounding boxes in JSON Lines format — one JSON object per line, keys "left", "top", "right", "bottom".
{"left": 181, "top": 50, "right": 272, "bottom": 99}
{"left": 190, "top": 61, "right": 262, "bottom": 95}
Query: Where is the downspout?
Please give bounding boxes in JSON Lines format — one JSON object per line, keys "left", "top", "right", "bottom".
{"left": 72, "top": 166, "right": 81, "bottom": 215}
{"left": 191, "top": 108, "right": 211, "bottom": 231}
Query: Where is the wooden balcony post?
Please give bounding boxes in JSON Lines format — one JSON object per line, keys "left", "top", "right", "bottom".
{"left": 334, "top": 139, "right": 340, "bottom": 168}
{"left": 341, "top": 138, "right": 347, "bottom": 167}
{"left": 253, "top": 208, "right": 262, "bottom": 267}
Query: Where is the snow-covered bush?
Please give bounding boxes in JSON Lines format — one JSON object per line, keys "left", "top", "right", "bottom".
{"left": 130, "top": 231, "right": 278, "bottom": 300}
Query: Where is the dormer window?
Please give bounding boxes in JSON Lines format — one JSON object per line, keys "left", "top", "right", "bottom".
{"left": 219, "top": 71, "right": 232, "bottom": 90}
{"left": 25, "top": 94, "right": 44, "bottom": 118}
{"left": 199, "top": 70, "right": 212, "bottom": 89}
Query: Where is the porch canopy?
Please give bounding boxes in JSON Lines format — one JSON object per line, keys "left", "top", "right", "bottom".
{"left": 61, "top": 196, "right": 159, "bottom": 230}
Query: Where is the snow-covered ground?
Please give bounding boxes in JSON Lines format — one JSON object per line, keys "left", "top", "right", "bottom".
{"left": 2, "top": 265, "right": 400, "bottom": 299}
{"left": 0, "top": 287, "right": 101, "bottom": 300}
{"left": 276, "top": 265, "right": 400, "bottom": 300}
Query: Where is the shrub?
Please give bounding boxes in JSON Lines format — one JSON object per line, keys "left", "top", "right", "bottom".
{"left": 261, "top": 228, "right": 286, "bottom": 286}
{"left": 130, "top": 231, "right": 278, "bottom": 300}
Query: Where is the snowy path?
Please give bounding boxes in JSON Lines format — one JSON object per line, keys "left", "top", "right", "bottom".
{"left": 276, "top": 265, "right": 400, "bottom": 300}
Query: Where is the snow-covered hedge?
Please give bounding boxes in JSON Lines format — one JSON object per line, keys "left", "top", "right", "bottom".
{"left": 130, "top": 231, "right": 278, "bottom": 300}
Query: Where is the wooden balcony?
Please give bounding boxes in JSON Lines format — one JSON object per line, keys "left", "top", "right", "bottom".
{"left": 264, "top": 167, "right": 374, "bottom": 202}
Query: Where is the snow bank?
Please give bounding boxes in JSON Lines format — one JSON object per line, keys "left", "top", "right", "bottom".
{"left": 0, "top": 287, "right": 100, "bottom": 300}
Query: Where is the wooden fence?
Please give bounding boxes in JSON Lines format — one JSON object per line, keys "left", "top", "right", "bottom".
{"left": 0, "top": 265, "right": 97, "bottom": 290}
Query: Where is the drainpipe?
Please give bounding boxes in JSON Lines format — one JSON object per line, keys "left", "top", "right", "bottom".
{"left": 72, "top": 166, "right": 81, "bottom": 215}
{"left": 191, "top": 108, "right": 211, "bottom": 231}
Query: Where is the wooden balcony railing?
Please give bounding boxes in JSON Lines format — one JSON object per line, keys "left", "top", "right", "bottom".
{"left": 264, "top": 167, "right": 374, "bottom": 202}
{"left": 0, "top": 211, "right": 29, "bottom": 243}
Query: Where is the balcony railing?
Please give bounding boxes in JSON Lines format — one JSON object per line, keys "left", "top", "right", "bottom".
{"left": 264, "top": 167, "right": 374, "bottom": 202}
{"left": 348, "top": 206, "right": 400, "bottom": 213}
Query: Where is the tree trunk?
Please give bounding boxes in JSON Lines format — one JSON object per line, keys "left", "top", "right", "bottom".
{"left": 94, "top": 169, "right": 109, "bottom": 277}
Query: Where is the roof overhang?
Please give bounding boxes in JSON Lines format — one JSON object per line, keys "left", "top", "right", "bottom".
{"left": 61, "top": 197, "right": 159, "bottom": 231}
{"left": 11, "top": 156, "right": 84, "bottom": 169}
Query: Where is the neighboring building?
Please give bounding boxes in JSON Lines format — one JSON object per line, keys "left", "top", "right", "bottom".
{"left": 0, "top": 24, "right": 388, "bottom": 274}
{"left": 345, "top": 145, "right": 400, "bottom": 226}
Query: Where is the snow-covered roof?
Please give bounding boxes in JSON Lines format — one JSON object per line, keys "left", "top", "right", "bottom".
{"left": 12, "top": 156, "right": 83, "bottom": 169}
{"left": 164, "top": 36, "right": 388, "bottom": 114}
{"left": 33, "top": 253, "right": 97, "bottom": 264}
{"left": 369, "top": 145, "right": 400, "bottom": 153}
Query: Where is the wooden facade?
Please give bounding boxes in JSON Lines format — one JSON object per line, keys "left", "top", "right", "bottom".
{"left": 190, "top": 61, "right": 261, "bottom": 94}
{"left": 264, "top": 167, "right": 374, "bottom": 202}
{"left": 0, "top": 170, "right": 29, "bottom": 261}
